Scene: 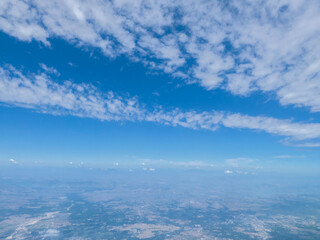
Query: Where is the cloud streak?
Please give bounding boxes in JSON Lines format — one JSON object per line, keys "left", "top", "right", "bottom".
{"left": 0, "top": 0, "right": 319, "bottom": 112}
{"left": 0, "top": 65, "right": 144, "bottom": 121}
{"left": 1, "top": 65, "right": 320, "bottom": 145}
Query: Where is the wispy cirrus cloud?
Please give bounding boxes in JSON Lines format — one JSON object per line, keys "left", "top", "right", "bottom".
{"left": 0, "top": 65, "right": 144, "bottom": 121}
{"left": 0, "top": 0, "right": 320, "bottom": 112}
{"left": 1, "top": 64, "right": 320, "bottom": 146}
{"left": 147, "top": 109, "right": 320, "bottom": 141}
{"left": 274, "top": 155, "right": 305, "bottom": 159}
{"left": 139, "top": 158, "right": 214, "bottom": 169}
{"left": 225, "top": 157, "right": 256, "bottom": 168}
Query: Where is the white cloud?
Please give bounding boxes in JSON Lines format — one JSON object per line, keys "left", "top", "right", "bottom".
{"left": 145, "top": 109, "right": 223, "bottom": 131}
{"left": 9, "top": 158, "right": 18, "bottom": 164}
{"left": 288, "top": 141, "right": 320, "bottom": 148}
{"left": 147, "top": 109, "right": 320, "bottom": 142}
{"left": 170, "top": 161, "right": 213, "bottom": 168}
{"left": 137, "top": 158, "right": 216, "bottom": 169}
{"left": 224, "top": 170, "right": 233, "bottom": 174}
{"left": 0, "top": 1, "right": 319, "bottom": 112}
{"left": 225, "top": 157, "right": 255, "bottom": 168}
{"left": 274, "top": 155, "right": 305, "bottom": 159}
{"left": 1, "top": 64, "right": 320, "bottom": 146}
{"left": 39, "top": 63, "right": 60, "bottom": 76}
{"left": 166, "top": 160, "right": 213, "bottom": 168}
{"left": 0, "top": 0, "right": 49, "bottom": 44}
{"left": 0, "top": 65, "right": 144, "bottom": 121}
{"left": 221, "top": 113, "right": 320, "bottom": 141}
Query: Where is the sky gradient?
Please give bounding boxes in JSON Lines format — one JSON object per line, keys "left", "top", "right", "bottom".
{"left": 0, "top": 0, "right": 320, "bottom": 172}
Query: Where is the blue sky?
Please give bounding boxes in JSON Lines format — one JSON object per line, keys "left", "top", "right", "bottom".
{"left": 0, "top": 0, "right": 320, "bottom": 172}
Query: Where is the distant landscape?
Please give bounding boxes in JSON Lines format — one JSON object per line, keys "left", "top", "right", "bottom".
{"left": 1, "top": 167, "right": 320, "bottom": 239}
